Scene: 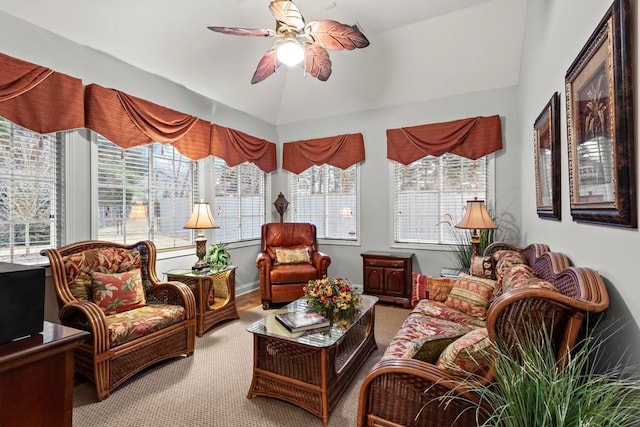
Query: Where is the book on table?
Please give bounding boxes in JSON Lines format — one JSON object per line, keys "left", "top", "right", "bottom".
{"left": 275, "top": 311, "right": 330, "bottom": 333}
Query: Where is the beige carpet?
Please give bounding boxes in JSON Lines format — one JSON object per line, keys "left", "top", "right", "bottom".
{"left": 72, "top": 303, "right": 409, "bottom": 427}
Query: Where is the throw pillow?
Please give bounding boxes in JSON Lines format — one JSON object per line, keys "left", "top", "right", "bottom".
{"left": 493, "top": 250, "right": 526, "bottom": 281}
{"left": 413, "top": 335, "right": 463, "bottom": 364}
{"left": 91, "top": 268, "right": 146, "bottom": 315}
{"left": 444, "top": 273, "right": 497, "bottom": 320}
{"left": 470, "top": 255, "right": 495, "bottom": 279}
{"left": 274, "top": 247, "right": 312, "bottom": 265}
{"left": 436, "top": 328, "right": 494, "bottom": 376}
{"left": 500, "top": 264, "right": 536, "bottom": 293}
{"left": 410, "top": 273, "right": 455, "bottom": 307}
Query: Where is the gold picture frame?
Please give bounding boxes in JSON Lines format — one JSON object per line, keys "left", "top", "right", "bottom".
{"left": 534, "top": 93, "right": 561, "bottom": 220}
{"left": 565, "top": 0, "right": 636, "bottom": 227}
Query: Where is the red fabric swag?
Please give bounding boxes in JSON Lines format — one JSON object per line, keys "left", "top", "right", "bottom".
{"left": 211, "top": 125, "right": 277, "bottom": 173}
{"left": 387, "top": 115, "right": 503, "bottom": 164}
{"left": 0, "top": 53, "right": 84, "bottom": 133}
{"left": 282, "top": 133, "right": 365, "bottom": 174}
{"left": 84, "top": 83, "right": 211, "bottom": 160}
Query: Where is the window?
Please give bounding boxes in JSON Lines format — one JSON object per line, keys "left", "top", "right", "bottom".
{"left": 212, "top": 158, "right": 266, "bottom": 243}
{"left": 0, "top": 117, "right": 64, "bottom": 264}
{"left": 393, "top": 154, "right": 489, "bottom": 245}
{"left": 96, "top": 135, "right": 198, "bottom": 250}
{"left": 289, "top": 164, "right": 358, "bottom": 240}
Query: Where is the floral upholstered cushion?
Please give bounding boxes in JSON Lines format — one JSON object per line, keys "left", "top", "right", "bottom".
{"left": 91, "top": 268, "right": 146, "bottom": 314}
{"left": 500, "top": 264, "right": 536, "bottom": 293}
{"left": 413, "top": 300, "right": 486, "bottom": 328}
{"left": 63, "top": 248, "right": 141, "bottom": 301}
{"left": 382, "top": 312, "right": 473, "bottom": 361}
{"left": 410, "top": 274, "right": 454, "bottom": 307}
{"left": 436, "top": 328, "right": 493, "bottom": 376}
{"left": 444, "top": 274, "right": 497, "bottom": 320}
{"left": 274, "top": 247, "right": 312, "bottom": 264}
{"left": 105, "top": 304, "right": 185, "bottom": 347}
{"left": 493, "top": 250, "right": 526, "bottom": 282}
{"left": 470, "top": 255, "right": 495, "bottom": 280}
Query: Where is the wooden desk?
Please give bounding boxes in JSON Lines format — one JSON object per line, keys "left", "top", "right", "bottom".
{"left": 166, "top": 267, "right": 239, "bottom": 336}
{"left": 0, "top": 322, "right": 88, "bottom": 427}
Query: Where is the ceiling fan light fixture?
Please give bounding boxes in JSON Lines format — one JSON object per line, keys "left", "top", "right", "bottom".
{"left": 276, "top": 38, "right": 305, "bottom": 67}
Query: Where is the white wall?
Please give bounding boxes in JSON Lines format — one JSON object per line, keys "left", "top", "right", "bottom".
{"left": 517, "top": 0, "right": 640, "bottom": 365}
{"left": 276, "top": 85, "right": 523, "bottom": 285}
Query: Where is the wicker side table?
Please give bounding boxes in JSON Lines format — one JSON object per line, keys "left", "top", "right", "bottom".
{"left": 166, "top": 267, "right": 239, "bottom": 336}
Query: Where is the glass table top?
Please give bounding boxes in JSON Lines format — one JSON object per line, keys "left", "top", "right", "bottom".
{"left": 246, "top": 294, "right": 378, "bottom": 348}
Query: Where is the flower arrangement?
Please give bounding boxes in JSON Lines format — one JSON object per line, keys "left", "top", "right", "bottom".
{"left": 303, "top": 277, "right": 361, "bottom": 317}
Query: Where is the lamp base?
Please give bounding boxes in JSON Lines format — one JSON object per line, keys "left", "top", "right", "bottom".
{"left": 192, "top": 236, "right": 209, "bottom": 271}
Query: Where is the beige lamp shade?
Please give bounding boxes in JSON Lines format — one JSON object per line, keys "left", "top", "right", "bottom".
{"left": 184, "top": 200, "right": 218, "bottom": 271}
{"left": 183, "top": 200, "right": 218, "bottom": 230}
{"left": 455, "top": 198, "right": 497, "bottom": 230}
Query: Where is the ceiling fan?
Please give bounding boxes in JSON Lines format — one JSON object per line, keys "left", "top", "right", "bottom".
{"left": 208, "top": 0, "right": 370, "bottom": 84}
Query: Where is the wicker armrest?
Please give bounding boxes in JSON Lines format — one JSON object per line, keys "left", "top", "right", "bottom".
{"left": 59, "top": 300, "right": 109, "bottom": 353}
{"left": 357, "top": 358, "right": 488, "bottom": 427}
{"left": 147, "top": 281, "right": 196, "bottom": 319}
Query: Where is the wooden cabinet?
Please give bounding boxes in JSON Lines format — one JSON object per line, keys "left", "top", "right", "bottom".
{"left": 0, "top": 322, "right": 88, "bottom": 427}
{"left": 361, "top": 251, "right": 414, "bottom": 308}
{"left": 166, "top": 267, "right": 239, "bottom": 336}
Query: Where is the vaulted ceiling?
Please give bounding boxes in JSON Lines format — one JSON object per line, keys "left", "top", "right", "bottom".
{"left": 0, "top": 0, "right": 527, "bottom": 125}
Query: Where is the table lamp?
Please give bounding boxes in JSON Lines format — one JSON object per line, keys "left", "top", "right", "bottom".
{"left": 455, "top": 197, "right": 497, "bottom": 256}
{"left": 184, "top": 200, "right": 218, "bottom": 271}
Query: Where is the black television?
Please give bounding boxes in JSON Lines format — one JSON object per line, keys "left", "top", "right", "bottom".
{"left": 0, "top": 262, "right": 45, "bottom": 343}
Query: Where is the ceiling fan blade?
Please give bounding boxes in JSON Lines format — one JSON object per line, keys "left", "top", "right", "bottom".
{"left": 306, "top": 20, "right": 370, "bottom": 50}
{"left": 269, "top": 0, "right": 305, "bottom": 33}
{"left": 304, "top": 44, "right": 332, "bottom": 81}
{"left": 251, "top": 48, "right": 280, "bottom": 84}
{"left": 208, "top": 26, "right": 274, "bottom": 37}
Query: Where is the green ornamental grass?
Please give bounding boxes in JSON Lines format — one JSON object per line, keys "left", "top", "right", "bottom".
{"left": 472, "top": 326, "right": 640, "bottom": 427}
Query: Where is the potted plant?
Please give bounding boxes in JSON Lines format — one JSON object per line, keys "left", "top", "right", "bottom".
{"left": 467, "top": 325, "right": 640, "bottom": 426}
{"left": 204, "top": 242, "right": 230, "bottom": 269}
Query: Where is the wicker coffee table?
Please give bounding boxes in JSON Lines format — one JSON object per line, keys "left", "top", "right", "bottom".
{"left": 246, "top": 294, "right": 378, "bottom": 425}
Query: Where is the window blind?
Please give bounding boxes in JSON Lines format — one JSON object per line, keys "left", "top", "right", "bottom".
{"left": 97, "top": 135, "right": 198, "bottom": 249}
{"left": 213, "top": 158, "right": 266, "bottom": 243}
{"left": 289, "top": 164, "right": 358, "bottom": 240}
{"left": 393, "top": 154, "right": 488, "bottom": 244}
{"left": 0, "top": 117, "right": 64, "bottom": 263}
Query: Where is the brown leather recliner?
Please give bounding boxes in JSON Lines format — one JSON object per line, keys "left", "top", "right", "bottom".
{"left": 256, "top": 222, "right": 331, "bottom": 309}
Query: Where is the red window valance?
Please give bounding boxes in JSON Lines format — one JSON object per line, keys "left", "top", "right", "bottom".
{"left": 386, "top": 115, "right": 503, "bottom": 164}
{"left": 0, "top": 53, "right": 84, "bottom": 133}
{"left": 282, "top": 133, "right": 365, "bottom": 174}
{"left": 84, "top": 83, "right": 211, "bottom": 160}
{"left": 211, "top": 124, "right": 277, "bottom": 173}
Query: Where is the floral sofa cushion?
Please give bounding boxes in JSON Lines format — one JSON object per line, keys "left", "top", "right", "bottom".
{"left": 63, "top": 248, "right": 141, "bottom": 301}
{"left": 382, "top": 311, "right": 473, "bottom": 361}
{"left": 413, "top": 299, "right": 486, "bottom": 328}
{"left": 436, "top": 327, "right": 494, "bottom": 376}
{"left": 105, "top": 304, "right": 185, "bottom": 348}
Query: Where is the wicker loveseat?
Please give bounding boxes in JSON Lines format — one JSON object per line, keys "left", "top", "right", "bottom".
{"left": 43, "top": 240, "right": 196, "bottom": 400}
{"left": 357, "top": 242, "right": 610, "bottom": 427}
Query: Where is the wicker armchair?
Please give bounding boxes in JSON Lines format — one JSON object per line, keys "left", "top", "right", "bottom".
{"left": 256, "top": 222, "right": 331, "bottom": 309}
{"left": 358, "top": 243, "right": 610, "bottom": 427}
{"left": 43, "top": 240, "right": 196, "bottom": 401}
